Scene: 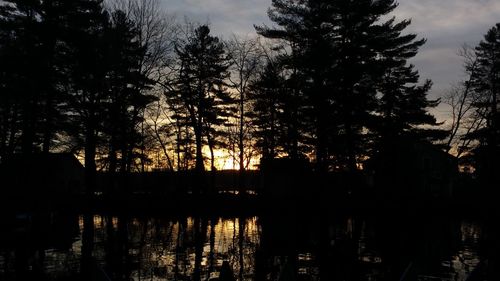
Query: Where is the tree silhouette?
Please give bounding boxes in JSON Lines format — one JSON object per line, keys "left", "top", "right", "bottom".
{"left": 255, "top": 0, "right": 445, "bottom": 173}
{"left": 0, "top": 2, "right": 22, "bottom": 162}
{"left": 226, "top": 36, "right": 263, "bottom": 172}
{"left": 371, "top": 18, "right": 447, "bottom": 162}
{"left": 108, "top": 0, "right": 179, "bottom": 172}
{"left": 166, "top": 24, "right": 232, "bottom": 176}
{"left": 0, "top": 0, "right": 70, "bottom": 158}
{"left": 103, "top": 10, "right": 155, "bottom": 176}
{"left": 249, "top": 60, "right": 285, "bottom": 160}
{"left": 256, "top": 0, "right": 334, "bottom": 166}
{"left": 444, "top": 45, "right": 484, "bottom": 160}
{"left": 65, "top": 5, "right": 156, "bottom": 193}
{"left": 467, "top": 23, "right": 500, "bottom": 189}
{"left": 63, "top": 0, "right": 111, "bottom": 193}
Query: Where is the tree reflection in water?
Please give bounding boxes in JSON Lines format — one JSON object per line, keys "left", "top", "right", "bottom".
{"left": 84, "top": 215, "right": 261, "bottom": 281}
{"left": 0, "top": 213, "right": 498, "bottom": 281}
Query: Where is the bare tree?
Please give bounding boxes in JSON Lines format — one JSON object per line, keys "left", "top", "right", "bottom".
{"left": 226, "top": 35, "right": 264, "bottom": 171}
{"left": 121, "top": 0, "right": 178, "bottom": 81}
{"left": 147, "top": 99, "right": 175, "bottom": 171}
{"left": 444, "top": 44, "right": 486, "bottom": 159}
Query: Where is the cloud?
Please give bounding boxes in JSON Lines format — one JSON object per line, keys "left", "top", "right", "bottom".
{"left": 396, "top": 0, "right": 500, "bottom": 34}
{"left": 390, "top": 0, "right": 500, "bottom": 101}
{"left": 162, "top": 0, "right": 270, "bottom": 37}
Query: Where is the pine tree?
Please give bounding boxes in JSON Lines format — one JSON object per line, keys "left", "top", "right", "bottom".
{"left": 166, "top": 25, "right": 232, "bottom": 174}
{"left": 6, "top": 1, "right": 44, "bottom": 155}
{"left": 103, "top": 10, "right": 154, "bottom": 174}
{"left": 37, "top": 0, "right": 72, "bottom": 153}
{"left": 63, "top": 0, "right": 110, "bottom": 193}
{"left": 63, "top": 3, "right": 156, "bottom": 192}
{"left": 256, "top": 0, "right": 335, "bottom": 167}
{"left": 372, "top": 18, "right": 448, "bottom": 157}
{"left": 249, "top": 61, "right": 286, "bottom": 159}
{"left": 256, "top": 0, "right": 419, "bottom": 171}
{"left": 0, "top": 0, "right": 73, "bottom": 159}
{"left": 467, "top": 23, "right": 500, "bottom": 187}
{"left": 256, "top": 0, "right": 446, "bottom": 173}
{"left": 0, "top": 3, "right": 22, "bottom": 162}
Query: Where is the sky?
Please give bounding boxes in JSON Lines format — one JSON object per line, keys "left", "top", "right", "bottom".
{"left": 162, "top": 0, "right": 500, "bottom": 122}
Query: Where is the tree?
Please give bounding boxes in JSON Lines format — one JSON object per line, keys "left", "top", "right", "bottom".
{"left": 3, "top": 0, "right": 45, "bottom": 155}
{"left": 63, "top": 0, "right": 111, "bottom": 193}
{"left": 467, "top": 23, "right": 500, "bottom": 186}
{"left": 226, "top": 35, "right": 263, "bottom": 172}
{"left": 255, "top": 0, "right": 441, "bottom": 173}
{"left": 372, "top": 17, "right": 448, "bottom": 159}
{"left": 110, "top": 0, "right": 178, "bottom": 83}
{"left": 63, "top": 4, "right": 156, "bottom": 194}
{"left": 107, "top": 0, "right": 179, "bottom": 172}
{"left": 0, "top": 1, "right": 160, "bottom": 183}
{"left": 0, "top": 0, "right": 70, "bottom": 158}
{"left": 444, "top": 45, "right": 485, "bottom": 160}
{"left": 166, "top": 24, "right": 232, "bottom": 175}
{"left": 249, "top": 59, "right": 287, "bottom": 159}
{"left": 256, "top": 0, "right": 335, "bottom": 168}
{"left": 146, "top": 99, "right": 175, "bottom": 171}
{"left": 0, "top": 3, "right": 22, "bottom": 162}
{"left": 103, "top": 10, "right": 155, "bottom": 175}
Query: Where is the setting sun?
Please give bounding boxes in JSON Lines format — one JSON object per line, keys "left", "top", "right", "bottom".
{"left": 203, "top": 147, "right": 260, "bottom": 170}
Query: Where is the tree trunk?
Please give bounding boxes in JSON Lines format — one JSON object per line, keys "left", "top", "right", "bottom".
{"left": 42, "top": 94, "right": 53, "bottom": 153}
{"left": 21, "top": 99, "right": 36, "bottom": 155}
{"left": 239, "top": 89, "right": 246, "bottom": 193}
{"left": 316, "top": 105, "right": 327, "bottom": 172}
{"left": 6, "top": 106, "right": 19, "bottom": 159}
{"left": 194, "top": 123, "right": 204, "bottom": 172}
{"left": 193, "top": 120, "right": 205, "bottom": 194}
{"left": 0, "top": 105, "right": 10, "bottom": 161}
{"left": 176, "top": 121, "right": 182, "bottom": 171}
{"left": 85, "top": 118, "right": 97, "bottom": 197}
{"left": 239, "top": 90, "right": 245, "bottom": 168}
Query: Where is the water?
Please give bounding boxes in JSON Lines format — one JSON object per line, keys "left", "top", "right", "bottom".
{"left": 0, "top": 212, "right": 496, "bottom": 281}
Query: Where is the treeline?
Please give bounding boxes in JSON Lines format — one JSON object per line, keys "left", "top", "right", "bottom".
{"left": 0, "top": 0, "right": 498, "bottom": 184}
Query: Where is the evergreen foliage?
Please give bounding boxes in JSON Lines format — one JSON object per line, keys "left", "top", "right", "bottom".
{"left": 255, "top": 0, "right": 446, "bottom": 171}
{"left": 165, "top": 25, "right": 233, "bottom": 172}
{"left": 467, "top": 23, "right": 500, "bottom": 186}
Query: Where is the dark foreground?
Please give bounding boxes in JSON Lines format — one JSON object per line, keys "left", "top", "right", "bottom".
{"left": 1, "top": 206, "right": 499, "bottom": 281}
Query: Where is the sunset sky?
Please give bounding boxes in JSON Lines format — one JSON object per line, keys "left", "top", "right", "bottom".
{"left": 163, "top": 0, "right": 500, "bottom": 122}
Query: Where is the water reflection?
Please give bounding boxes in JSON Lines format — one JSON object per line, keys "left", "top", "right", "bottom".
{"left": 76, "top": 215, "right": 260, "bottom": 281}
{"left": 0, "top": 212, "right": 497, "bottom": 281}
